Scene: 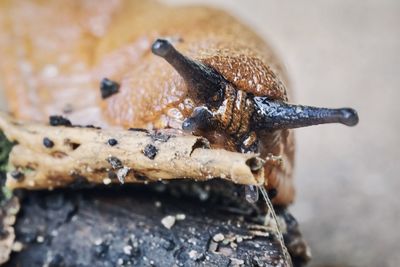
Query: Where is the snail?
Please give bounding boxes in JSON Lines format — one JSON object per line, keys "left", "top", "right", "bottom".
{"left": 0, "top": 1, "right": 358, "bottom": 264}
{"left": 0, "top": 0, "right": 358, "bottom": 206}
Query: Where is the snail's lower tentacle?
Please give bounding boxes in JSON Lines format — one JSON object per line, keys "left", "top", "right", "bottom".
{"left": 182, "top": 106, "right": 215, "bottom": 132}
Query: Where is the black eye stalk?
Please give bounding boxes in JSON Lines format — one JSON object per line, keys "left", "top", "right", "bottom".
{"left": 151, "top": 38, "right": 359, "bottom": 137}
{"left": 151, "top": 39, "right": 226, "bottom": 105}
{"left": 252, "top": 97, "right": 359, "bottom": 130}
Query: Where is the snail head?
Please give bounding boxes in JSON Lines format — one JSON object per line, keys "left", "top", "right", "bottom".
{"left": 151, "top": 38, "right": 359, "bottom": 131}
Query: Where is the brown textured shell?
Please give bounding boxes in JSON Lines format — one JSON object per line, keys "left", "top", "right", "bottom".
{"left": 0, "top": 0, "right": 295, "bottom": 205}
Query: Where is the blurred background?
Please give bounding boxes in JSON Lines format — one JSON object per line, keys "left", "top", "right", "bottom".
{"left": 1, "top": 0, "right": 398, "bottom": 266}
{"left": 166, "top": 0, "right": 399, "bottom": 266}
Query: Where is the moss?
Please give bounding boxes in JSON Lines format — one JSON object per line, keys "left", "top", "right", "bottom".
{"left": 0, "top": 131, "right": 13, "bottom": 203}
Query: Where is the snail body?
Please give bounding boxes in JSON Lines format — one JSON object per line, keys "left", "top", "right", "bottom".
{"left": 0, "top": 0, "right": 358, "bottom": 207}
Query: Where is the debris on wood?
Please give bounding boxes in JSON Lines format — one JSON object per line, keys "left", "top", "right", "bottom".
{"left": 161, "top": 215, "right": 176, "bottom": 229}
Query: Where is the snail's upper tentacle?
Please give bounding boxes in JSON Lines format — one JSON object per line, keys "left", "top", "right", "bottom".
{"left": 252, "top": 96, "right": 359, "bottom": 130}
{"left": 151, "top": 38, "right": 226, "bottom": 105}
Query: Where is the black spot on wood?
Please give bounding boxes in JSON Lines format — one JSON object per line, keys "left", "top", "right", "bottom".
{"left": 85, "top": 125, "right": 101, "bottom": 130}
{"left": 143, "top": 144, "right": 158, "bottom": 160}
{"left": 148, "top": 131, "right": 171, "bottom": 142}
{"left": 49, "top": 115, "right": 72, "bottom": 127}
{"left": 128, "top": 128, "right": 149, "bottom": 133}
{"left": 43, "top": 137, "right": 54, "bottom": 148}
{"left": 107, "top": 156, "right": 123, "bottom": 169}
{"left": 108, "top": 139, "right": 118, "bottom": 146}
{"left": 100, "top": 78, "right": 120, "bottom": 99}
{"left": 70, "top": 143, "right": 80, "bottom": 150}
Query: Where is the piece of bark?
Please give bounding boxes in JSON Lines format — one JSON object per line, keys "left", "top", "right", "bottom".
{"left": 0, "top": 113, "right": 265, "bottom": 190}
{"left": 4, "top": 184, "right": 293, "bottom": 267}
{"left": 0, "top": 197, "right": 20, "bottom": 265}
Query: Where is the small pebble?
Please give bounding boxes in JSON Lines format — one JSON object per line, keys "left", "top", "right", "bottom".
{"left": 103, "top": 178, "right": 112, "bottom": 185}
{"left": 43, "top": 137, "right": 54, "bottom": 148}
{"left": 212, "top": 233, "right": 225, "bottom": 242}
{"left": 36, "top": 235, "right": 44, "bottom": 243}
{"left": 123, "top": 245, "right": 132, "bottom": 255}
{"left": 51, "top": 230, "right": 59, "bottom": 237}
{"left": 93, "top": 238, "right": 103, "bottom": 246}
{"left": 176, "top": 214, "right": 186, "bottom": 220}
{"left": 188, "top": 250, "right": 198, "bottom": 259}
{"left": 161, "top": 215, "right": 176, "bottom": 229}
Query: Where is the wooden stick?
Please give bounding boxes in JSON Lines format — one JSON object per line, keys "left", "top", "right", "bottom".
{"left": 0, "top": 113, "right": 265, "bottom": 190}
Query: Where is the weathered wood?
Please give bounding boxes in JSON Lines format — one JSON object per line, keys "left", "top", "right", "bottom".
{"left": 0, "top": 113, "right": 265, "bottom": 191}
{"left": 3, "top": 182, "right": 296, "bottom": 267}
